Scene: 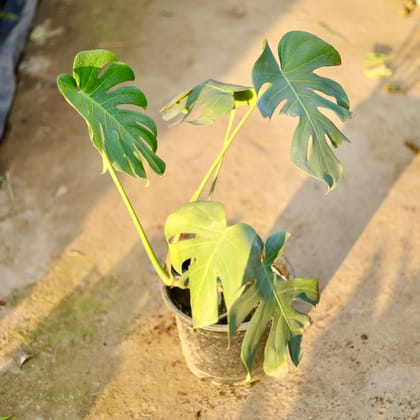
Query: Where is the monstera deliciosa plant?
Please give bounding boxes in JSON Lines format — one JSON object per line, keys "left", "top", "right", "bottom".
{"left": 57, "top": 31, "right": 351, "bottom": 382}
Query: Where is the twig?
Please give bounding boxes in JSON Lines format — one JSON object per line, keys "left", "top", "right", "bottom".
{"left": 5, "top": 171, "right": 15, "bottom": 207}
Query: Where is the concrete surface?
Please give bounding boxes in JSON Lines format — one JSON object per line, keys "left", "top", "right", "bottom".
{"left": 0, "top": 0, "right": 419, "bottom": 418}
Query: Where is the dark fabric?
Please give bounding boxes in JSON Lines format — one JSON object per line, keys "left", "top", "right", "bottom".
{"left": 0, "top": 0, "right": 38, "bottom": 140}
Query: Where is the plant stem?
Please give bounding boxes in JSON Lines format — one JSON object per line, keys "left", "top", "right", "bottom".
{"left": 207, "top": 109, "right": 236, "bottom": 201}
{"left": 191, "top": 100, "right": 258, "bottom": 202}
{"left": 101, "top": 151, "right": 172, "bottom": 285}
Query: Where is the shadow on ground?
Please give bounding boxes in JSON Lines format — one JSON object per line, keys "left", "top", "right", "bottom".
{"left": 1, "top": 1, "right": 419, "bottom": 419}
{"left": 237, "top": 23, "right": 420, "bottom": 419}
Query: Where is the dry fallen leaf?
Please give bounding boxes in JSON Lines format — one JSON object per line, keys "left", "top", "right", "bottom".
{"left": 16, "top": 350, "right": 33, "bottom": 368}
{"left": 363, "top": 51, "right": 393, "bottom": 80}
{"left": 363, "top": 64, "right": 393, "bottom": 80}
{"left": 404, "top": 140, "right": 420, "bottom": 154}
{"left": 400, "top": 0, "right": 419, "bottom": 16}
{"left": 363, "top": 51, "right": 389, "bottom": 67}
{"left": 385, "top": 82, "right": 407, "bottom": 95}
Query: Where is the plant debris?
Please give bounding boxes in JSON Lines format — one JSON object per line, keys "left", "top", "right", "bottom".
{"left": 160, "top": 9, "right": 175, "bottom": 17}
{"left": 363, "top": 52, "right": 393, "bottom": 80}
{"left": 385, "top": 82, "right": 407, "bottom": 95}
{"left": 317, "top": 22, "right": 346, "bottom": 40}
{"left": 16, "top": 349, "right": 33, "bottom": 368}
{"left": 30, "top": 19, "right": 64, "bottom": 44}
{"left": 404, "top": 140, "right": 420, "bottom": 155}
{"left": 400, "top": 0, "right": 419, "bottom": 16}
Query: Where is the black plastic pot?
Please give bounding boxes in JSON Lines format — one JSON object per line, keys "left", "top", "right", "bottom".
{"left": 162, "top": 257, "right": 294, "bottom": 385}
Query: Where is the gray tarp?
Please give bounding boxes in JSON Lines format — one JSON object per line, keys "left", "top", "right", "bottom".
{"left": 0, "top": 0, "right": 38, "bottom": 140}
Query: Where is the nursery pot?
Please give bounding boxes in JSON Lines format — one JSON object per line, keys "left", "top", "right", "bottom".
{"left": 162, "top": 257, "right": 294, "bottom": 385}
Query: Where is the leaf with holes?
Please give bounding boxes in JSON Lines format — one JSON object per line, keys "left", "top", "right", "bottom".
{"left": 161, "top": 79, "right": 256, "bottom": 126}
{"left": 228, "top": 232, "right": 319, "bottom": 381}
{"left": 164, "top": 201, "right": 263, "bottom": 328}
{"left": 57, "top": 49, "right": 165, "bottom": 180}
{"left": 252, "top": 31, "right": 351, "bottom": 190}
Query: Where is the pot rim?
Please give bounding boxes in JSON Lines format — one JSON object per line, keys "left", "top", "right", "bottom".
{"left": 161, "top": 283, "right": 248, "bottom": 332}
{"left": 161, "top": 255, "right": 294, "bottom": 332}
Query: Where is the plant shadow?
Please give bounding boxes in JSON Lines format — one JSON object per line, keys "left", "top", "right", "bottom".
{"left": 236, "top": 19, "right": 420, "bottom": 420}
{"left": 238, "top": 186, "right": 419, "bottom": 418}
{"left": 265, "top": 26, "right": 419, "bottom": 290}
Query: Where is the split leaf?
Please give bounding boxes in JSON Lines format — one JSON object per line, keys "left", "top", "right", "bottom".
{"left": 252, "top": 31, "right": 351, "bottom": 190}
{"left": 161, "top": 79, "right": 256, "bottom": 125}
{"left": 57, "top": 49, "right": 165, "bottom": 180}
{"left": 229, "top": 232, "right": 319, "bottom": 380}
{"left": 164, "top": 201, "right": 263, "bottom": 328}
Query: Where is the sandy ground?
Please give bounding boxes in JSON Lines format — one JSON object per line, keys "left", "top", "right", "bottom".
{"left": 0, "top": 0, "right": 419, "bottom": 418}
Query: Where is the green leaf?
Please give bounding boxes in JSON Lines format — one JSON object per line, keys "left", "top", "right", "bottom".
{"left": 164, "top": 201, "right": 263, "bottom": 328}
{"left": 228, "top": 233, "right": 319, "bottom": 381}
{"left": 57, "top": 49, "right": 165, "bottom": 180}
{"left": 252, "top": 31, "right": 351, "bottom": 190}
{"left": 161, "top": 79, "right": 256, "bottom": 126}
{"left": 264, "top": 231, "right": 290, "bottom": 267}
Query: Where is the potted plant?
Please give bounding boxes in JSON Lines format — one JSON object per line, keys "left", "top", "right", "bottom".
{"left": 57, "top": 30, "right": 351, "bottom": 384}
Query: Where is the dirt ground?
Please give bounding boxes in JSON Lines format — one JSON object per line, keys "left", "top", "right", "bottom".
{"left": 0, "top": 0, "right": 419, "bottom": 418}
